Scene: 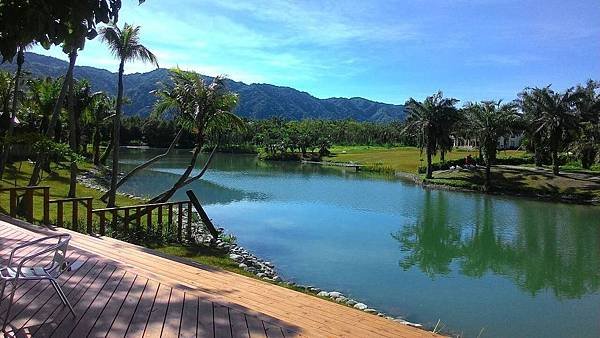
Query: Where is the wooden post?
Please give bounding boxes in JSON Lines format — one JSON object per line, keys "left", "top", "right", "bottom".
{"left": 57, "top": 201, "right": 64, "bottom": 227}
{"left": 177, "top": 203, "right": 183, "bottom": 242}
{"left": 25, "top": 189, "right": 34, "bottom": 223}
{"left": 186, "top": 201, "right": 192, "bottom": 242}
{"left": 86, "top": 199, "right": 93, "bottom": 234}
{"left": 43, "top": 187, "right": 50, "bottom": 225}
{"left": 9, "top": 189, "right": 16, "bottom": 217}
{"left": 186, "top": 190, "right": 219, "bottom": 239}
{"left": 99, "top": 211, "right": 106, "bottom": 236}
{"left": 146, "top": 206, "right": 152, "bottom": 236}
{"left": 168, "top": 204, "right": 173, "bottom": 234}
{"left": 112, "top": 209, "right": 117, "bottom": 232}
{"left": 136, "top": 207, "right": 142, "bottom": 233}
{"left": 157, "top": 205, "right": 163, "bottom": 236}
{"left": 72, "top": 200, "right": 78, "bottom": 231}
{"left": 124, "top": 208, "right": 130, "bottom": 232}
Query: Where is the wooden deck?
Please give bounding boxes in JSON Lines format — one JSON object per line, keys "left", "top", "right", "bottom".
{"left": 0, "top": 217, "right": 438, "bottom": 337}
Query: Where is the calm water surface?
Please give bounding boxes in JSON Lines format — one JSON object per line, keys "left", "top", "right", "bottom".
{"left": 119, "top": 148, "right": 600, "bottom": 337}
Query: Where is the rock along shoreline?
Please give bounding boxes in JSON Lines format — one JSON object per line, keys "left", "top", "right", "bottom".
{"left": 78, "top": 168, "right": 426, "bottom": 331}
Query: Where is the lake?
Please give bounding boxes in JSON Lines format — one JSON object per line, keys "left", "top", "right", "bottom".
{"left": 119, "top": 148, "right": 600, "bottom": 337}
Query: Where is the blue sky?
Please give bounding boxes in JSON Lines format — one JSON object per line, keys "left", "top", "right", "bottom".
{"left": 33, "top": 0, "right": 600, "bottom": 105}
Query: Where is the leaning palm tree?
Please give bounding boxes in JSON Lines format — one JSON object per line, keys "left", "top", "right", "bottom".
{"left": 100, "top": 23, "right": 158, "bottom": 207}
{"left": 572, "top": 80, "right": 600, "bottom": 169}
{"left": 145, "top": 69, "right": 242, "bottom": 203}
{"left": 403, "top": 91, "right": 459, "bottom": 179}
{"left": 465, "top": 100, "right": 518, "bottom": 189}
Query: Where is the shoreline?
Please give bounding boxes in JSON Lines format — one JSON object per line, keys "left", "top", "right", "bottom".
{"left": 77, "top": 167, "right": 428, "bottom": 331}
{"left": 304, "top": 160, "right": 600, "bottom": 206}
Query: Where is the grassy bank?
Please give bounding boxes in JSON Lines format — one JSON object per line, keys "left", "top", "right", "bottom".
{"left": 0, "top": 161, "right": 247, "bottom": 274}
{"left": 324, "top": 145, "right": 525, "bottom": 173}
{"left": 322, "top": 146, "right": 599, "bottom": 204}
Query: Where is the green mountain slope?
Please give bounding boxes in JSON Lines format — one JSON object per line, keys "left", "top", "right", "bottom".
{"left": 1, "top": 53, "right": 405, "bottom": 122}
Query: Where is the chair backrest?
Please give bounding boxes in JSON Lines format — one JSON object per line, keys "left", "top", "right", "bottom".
{"left": 47, "top": 235, "right": 70, "bottom": 274}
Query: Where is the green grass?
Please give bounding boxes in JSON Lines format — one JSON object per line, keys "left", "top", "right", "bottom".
{"left": 324, "top": 146, "right": 526, "bottom": 174}
{"left": 0, "top": 161, "right": 248, "bottom": 273}
{"left": 428, "top": 166, "right": 600, "bottom": 202}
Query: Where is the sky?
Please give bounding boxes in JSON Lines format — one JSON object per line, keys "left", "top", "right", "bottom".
{"left": 32, "top": 0, "right": 600, "bottom": 105}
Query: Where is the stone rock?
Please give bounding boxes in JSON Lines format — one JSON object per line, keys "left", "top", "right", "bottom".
{"left": 272, "top": 276, "right": 282, "bottom": 282}
{"left": 238, "top": 263, "right": 248, "bottom": 269}
{"left": 308, "top": 287, "right": 321, "bottom": 293}
{"left": 229, "top": 254, "right": 242, "bottom": 261}
{"left": 328, "top": 291, "right": 343, "bottom": 298}
{"left": 377, "top": 313, "right": 385, "bottom": 317}
{"left": 317, "top": 291, "right": 330, "bottom": 297}
{"left": 353, "top": 303, "right": 368, "bottom": 310}
{"left": 364, "top": 309, "right": 378, "bottom": 314}
{"left": 345, "top": 299, "right": 357, "bottom": 306}
{"left": 335, "top": 296, "right": 348, "bottom": 303}
{"left": 256, "top": 273, "right": 266, "bottom": 278}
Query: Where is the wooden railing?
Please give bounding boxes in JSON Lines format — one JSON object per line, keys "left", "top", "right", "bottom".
{"left": 0, "top": 186, "right": 211, "bottom": 244}
{"left": 91, "top": 200, "right": 194, "bottom": 241}
{"left": 49, "top": 197, "right": 93, "bottom": 233}
{"left": 0, "top": 186, "right": 50, "bottom": 224}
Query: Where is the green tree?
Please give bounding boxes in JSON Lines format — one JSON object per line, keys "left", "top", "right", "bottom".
{"left": 100, "top": 22, "right": 158, "bottom": 207}
{"left": 403, "top": 91, "right": 459, "bottom": 179}
{"left": 529, "top": 87, "right": 579, "bottom": 175}
{"left": 149, "top": 69, "right": 241, "bottom": 203}
{"left": 572, "top": 80, "right": 600, "bottom": 169}
{"left": 465, "top": 100, "right": 518, "bottom": 189}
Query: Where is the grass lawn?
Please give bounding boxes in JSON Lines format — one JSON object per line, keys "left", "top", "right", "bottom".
{"left": 428, "top": 165, "right": 600, "bottom": 202}
{"left": 0, "top": 161, "right": 245, "bottom": 274}
{"left": 324, "top": 145, "right": 526, "bottom": 174}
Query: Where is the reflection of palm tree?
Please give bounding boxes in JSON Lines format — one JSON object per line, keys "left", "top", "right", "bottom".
{"left": 392, "top": 190, "right": 462, "bottom": 277}
{"left": 393, "top": 193, "right": 600, "bottom": 298}
{"left": 460, "top": 198, "right": 516, "bottom": 277}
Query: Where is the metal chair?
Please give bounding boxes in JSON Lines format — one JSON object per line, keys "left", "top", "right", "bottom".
{"left": 0, "top": 234, "right": 76, "bottom": 331}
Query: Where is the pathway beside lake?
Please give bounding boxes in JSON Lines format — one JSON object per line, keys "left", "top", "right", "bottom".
{"left": 0, "top": 218, "right": 438, "bottom": 337}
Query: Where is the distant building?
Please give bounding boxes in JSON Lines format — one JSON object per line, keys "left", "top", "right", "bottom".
{"left": 497, "top": 132, "right": 523, "bottom": 150}
{"left": 452, "top": 132, "right": 523, "bottom": 150}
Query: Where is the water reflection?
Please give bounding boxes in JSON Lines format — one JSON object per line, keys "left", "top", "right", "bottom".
{"left": 394, "top": 191, "right": 600, "bottom": 298}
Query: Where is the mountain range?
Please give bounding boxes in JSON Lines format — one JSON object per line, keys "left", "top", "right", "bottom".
{"left": 0, "top": 53, "right": 406, "bottom": 122}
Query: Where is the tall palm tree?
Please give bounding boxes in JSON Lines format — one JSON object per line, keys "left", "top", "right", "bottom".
{"left": 518, "top": 87, "right": 548, "bottom": 167}
{"left": 465, "top": 100, "right": 518, "bottom": 189}
{"left": 403, "top": 91, "right": 459, "bottom": 179}
{"left": 147, "top": 69, "right": 241, "bottom": 203}
{"left": 84, "top": 93, "right": 114, "bottom": 165}
{"left": 572, "top": 80, "right": 600, "bottom": 169}
{"left": 100, "top": 23, "right": 158, "bottom": 207}
{"left": 0, "top": 43, "right": 33, "bottom": 178}
{"left": 529, "top": 87, "right": 579, "bottom": 175}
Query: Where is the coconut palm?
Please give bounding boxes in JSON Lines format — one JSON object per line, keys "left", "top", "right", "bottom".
{"left": 465, "top": 100, "right": 518, "bottom": 189}
{"left": 100, "top": 22, "right": 158, "bottom": 207}
{"left": 529, "top": 87, "right": 579, "bottom": 175}
{"left": 403, "top": 91, "right": 459, "bottom": 178}
{"left": 84, "top": 93, "right": 114, "bottom": 165}
{"left": 572, "top": 80, "right": 600, "bottom": 169}
{"left": 518, "top": 87, "right": 548, "bottom": 167}
{"left": 147, "top": 69, "right": 242, "bottom": 203}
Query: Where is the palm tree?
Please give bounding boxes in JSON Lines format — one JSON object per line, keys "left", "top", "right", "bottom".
{"left": 100, "top": 23, "right": 158, "bottom": 207}
{"left": 518, "top": 87, "right": 548, "bottom": 167}
{"left": 147, "top": 69, "right": 241, "bottom": 203}
{"left": 403, "top": 91, "right": 459, "bottom": 178}
{"left": 465, "top": 100, "right": 518, "bottom": 189}
{"left": 0, "top": 43, "right": 33, "bottom": 178}
{"left": 529, "top": 87, "right": 579, "bottom": 175}
{"left": 572, "top": 80, "right": 600, "bottom": 169}
{"left": 25, "top": 77, "right": 62, "bottom": 134}
{"left": 84, "top": 93, "right": 114, "bottom": 165}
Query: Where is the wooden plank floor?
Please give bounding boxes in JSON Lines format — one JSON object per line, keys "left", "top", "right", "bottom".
{"left": 0, "top": 218, "right": 439, "bottom": 337}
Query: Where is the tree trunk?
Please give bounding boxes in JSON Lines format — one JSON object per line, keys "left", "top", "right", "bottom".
{"left": 440, "top": 150, "right": 445, "bottom": 162}
{"left": 100, "top": 132, "right": 113, "bottom": 165}
{"left": 0, "top": 46, "right": 24, "bottom": 179}
{"left": 92, "top": 126, "right": 101, "bottom": 165}
{"left": 100, "top": 128, "right": 183, "bottom": 202}
{"left": 552, "top": 150, "right": 559, "bottom": 175}
{"left": 426, "top": 147, "right": 433, "bottom": 179}
{"left": 107, "top": 60, "right": 125, "bottom": 207}
{"left": 485, "top": 160, "right": 491, "bottom": 191}
{"left": 67, "top": 50, "right": 78, "bottom": 197}
{"left": 29, "top": 50, "right": 77, "bottom": 186}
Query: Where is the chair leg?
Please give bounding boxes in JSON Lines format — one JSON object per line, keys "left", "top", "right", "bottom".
{"left": 1, "top": 280, "right": 17, "bottom": 332}
{"left": 50, "top": 279, "right": 75, "bottom": 319}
